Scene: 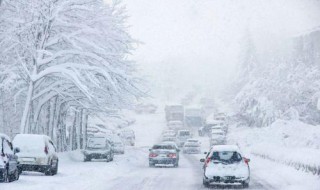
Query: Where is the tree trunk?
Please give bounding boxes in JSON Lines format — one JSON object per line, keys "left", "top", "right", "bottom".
{"left": 20, "top": 81, "right": 34, "bottom": 133}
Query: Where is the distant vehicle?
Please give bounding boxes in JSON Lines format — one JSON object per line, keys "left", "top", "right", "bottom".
{"left": 200, "top": 145, "right": 250, "bottom": 188}
{"left": 135, "top": 103, "right": 157, "bottom": 114}
{"left": 149, "top": 143, "right": 180, "bottom": 167}
{"left": 165, "top": 105, "right": 184, "bottom": 123}
{"left": 210, "top": 131, "right": 226, "bottom": 146}
{"left": 13, "top": 134, "right": 59, "bottom": 176}
{"left": 183, "top": 142, "right": 201, "bottom": 154}
{"left": 83, "top": 136, "right": 114, "bottom": 162}
{"left": 162, "top": 130, "right": 176, "bottom": 137}
{"left": 119, "top": 129, "right": 135, "bottom": 146}
{"left": 167, "top": 120, "right": 184, "bottom": 131}
{"left": 186, "top": 138, "right": 201, "bottom": 145}
{"left": 214, "top": 113, "right": 227, "bottom": 121}
{"left": 0, "top": 133, "right": 20, "bottom": 182}
{"left": 162, "top": 135, "right": 176, "bottom": 142}
{"left": 176, "top": 130, "right": 192, "bottom": 147}
{"left": 184, "top": 108, "right": 204, "bottom": 127}
{"left": 113, "top": 138, "right": 125, "bottom": 154}
{"left": 199, "top": 122, "right": 226, "bottom": 137}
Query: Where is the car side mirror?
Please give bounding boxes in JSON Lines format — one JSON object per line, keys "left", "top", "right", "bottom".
{"left": 149, "top": 149, "right": 152, "bottom": 151}
{"left": 200, "top": 158, "right": 205, "bottom": 163}
{"left": 14, "top": 147, "right": 20, "bottom": 154}
{"left": 177, "top": 149, "right": 180, "bottom": 152}
{"left": 204, "top": 152, "right": 207, "bottom": 155}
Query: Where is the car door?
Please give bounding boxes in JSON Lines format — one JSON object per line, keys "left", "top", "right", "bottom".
{"left": 3, "top": 139, "right": 17, "bottom": 174}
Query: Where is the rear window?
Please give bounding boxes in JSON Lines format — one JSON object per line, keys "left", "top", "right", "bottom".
{"left": 87, "top": 137, "right": 107, "bottom": 148}
{"left": 210, "top": 151, "right": 242, "bottom": 163}
{"left": 152, "top": 145, "right": 174, "bottom": 150}
{"left": 178, "top": 131, "right": 190, "bottom": 136}
{"left": 13, "top": 135, "right": 45, "bottom": 154}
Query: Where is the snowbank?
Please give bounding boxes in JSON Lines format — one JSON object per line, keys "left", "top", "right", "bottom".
{"left": 228, "top": 120, "right": 320, "bottom": 175}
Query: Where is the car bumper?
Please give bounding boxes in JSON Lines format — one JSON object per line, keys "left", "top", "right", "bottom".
{"left": 149, "top": 158, "right": 178, "bottom": 165}
{"left": 20, "top": 164, "right": 51, "bottom": 172}
{"left": 84, "top": 153, "right": 110, "bottom": 159}
{"left": 204, "top": 175, "right": 249, "bottom": 185}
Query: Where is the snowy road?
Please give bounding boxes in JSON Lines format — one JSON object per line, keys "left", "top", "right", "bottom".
{"left": 4, "top": 113, "right": 319, "bottom": 190}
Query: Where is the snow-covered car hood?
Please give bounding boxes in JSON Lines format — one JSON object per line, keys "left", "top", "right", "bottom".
{"left": 205, "top": 161, "right": 249, "bottom": 178}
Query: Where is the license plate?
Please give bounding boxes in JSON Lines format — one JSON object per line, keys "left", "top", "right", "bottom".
{"left": 22, "top": 158, "right": 35, "bottom": 162}
{"left": 225, "top": 176, "right": 235, "bottom": 180}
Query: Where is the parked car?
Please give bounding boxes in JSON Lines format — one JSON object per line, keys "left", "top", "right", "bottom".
{"left": 167, "top": 120, "right": 184, "bottom": 131}
{"left": 200, "top": 145, "right": 250, "bottom": 188}
{"left": 149, "top": 143, "right": 180, "bottom": 167}
{"left": 176, "top": 130, "right": 192, "bottom": 147}
{"left": 83, "top": 136, "right": 114, "bottom": 162}
{"left": 119, "top": 129, "right": 135, "bottom": 146}
{"left": 13, "top": 134, "right": 59, "bottom": 176}
{"left": 113, "top": 138, "right": 125, "bottom": 154}
{"left": 183, "top": 142, "right": 201, "bottom": 154}
{"left": 0, "top": 133, "right": 20, "bottom": 182}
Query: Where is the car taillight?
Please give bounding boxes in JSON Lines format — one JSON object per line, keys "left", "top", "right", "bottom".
{"left": 205, "top": 158, "right": 211, "bottom": 167}
{"left": 44, "top": 146, "right": 49, "bottom": 154}
{"left": 167, "top": 153, "right": 177, "bottom": 158}
{"left": 244, "top": 158, "right": 250, "bottom": 165}
{"left": 149, "top": 153, "right": 158, "bottom": 158}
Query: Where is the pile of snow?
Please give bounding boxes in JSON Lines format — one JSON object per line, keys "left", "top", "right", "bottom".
{"left": 228, "top": 120, "right": 320, "bottom": 175}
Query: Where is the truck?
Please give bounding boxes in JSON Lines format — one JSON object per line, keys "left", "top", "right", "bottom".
{"left": 165, "top": 105, "right": 184, "bottom": 124}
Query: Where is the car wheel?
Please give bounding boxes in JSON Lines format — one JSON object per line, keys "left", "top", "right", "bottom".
{"left": 52, "top": 160, "right": 58, "bottom": 175}
{"left": 45, "top": 161, "right": 54, "bottom": 176}
{"left": 242, "top": 182, "right": 249, "bottom": 188}
{"left": 203, "top": 179, "right": 210, "bottom": 188}
{"left": 174, "top": 161, "right": 179, "bottom": 168}
{"left": 84, "top": 156, "right": 91, "bottom": 162}
{"left": 149, "top": 162, "right": 154, "bottom": 167}
{"left": 9, "top": 168, "right": 19, "bottom": 182}
{"left": 0, "top": 168, "right": 8, "bottom": 183}
{"left": 110, "top": 153, "right": 114, "bottom": 161}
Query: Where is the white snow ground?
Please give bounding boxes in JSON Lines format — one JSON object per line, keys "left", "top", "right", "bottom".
{"left": 3, "top": 112, "right": 320, "bottom": 190}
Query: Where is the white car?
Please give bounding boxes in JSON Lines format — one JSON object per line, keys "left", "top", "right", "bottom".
{"left": 183, "top": 142, "right": 201, "bottom": 154}
{"left": 200, "top": 145, "right": 250, "bottom": 188}
{"left": 186, "top": 138, "right": 201, "bottom": 145}
{"left": 162, "top": 130, "right": 176, "bottom": 137}
{"left": 210, "top": 130, "right": 226, "bottom": 146}
{"left": 13, "top": 134, "right": 59, "bottom": 176}
{"left": 113, "top": 137, "right": 125, "bottom": 154}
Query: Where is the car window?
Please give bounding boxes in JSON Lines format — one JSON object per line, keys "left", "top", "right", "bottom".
{"left": 48, "top": 140, "right": 56, "bottom": 153}
{"left": 152, "top": 145, "right": 174, "bottom": 149}
{"left": 210, "top": 151, "right": 242, "bottom": 163}
{"left": 3, "top": 139, "right": 13, "bottom": 154}
{"left": 179, "top": 131, "right": 190, "bottom": 136}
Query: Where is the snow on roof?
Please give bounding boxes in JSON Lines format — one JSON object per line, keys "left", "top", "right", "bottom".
{"left": 211, "top": 145, "right": 240, "bottom": 152}
{"left": 168, "top": 120, "right": 183, "bottom": 124}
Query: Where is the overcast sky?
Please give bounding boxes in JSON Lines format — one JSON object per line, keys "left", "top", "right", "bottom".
{"left": 122, "top": 0, "right": 320, "bottom": 101}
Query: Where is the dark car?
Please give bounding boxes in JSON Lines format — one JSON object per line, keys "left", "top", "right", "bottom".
{"left": 82, "top": 136, "right": 114, "bottom": 162}
{"left": 149, "top": 143, "right": 180, "bottom": 167}
{"left": 0, "top": 133, "right": 20, "bottom": 182}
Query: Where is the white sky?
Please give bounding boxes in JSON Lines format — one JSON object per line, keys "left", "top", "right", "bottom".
{"left": 121, "top": 0, "right": 320, "bottom": 101}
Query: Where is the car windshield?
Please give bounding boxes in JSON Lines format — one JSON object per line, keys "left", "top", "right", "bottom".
{"left": 152, "top": 145, "right": 174, "bottom": 150}
{"left": 210, "top": 151, "right": 242, "bottom": 163}
{"left": 87, "top": 137, "right": 107, "bottom": 149}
